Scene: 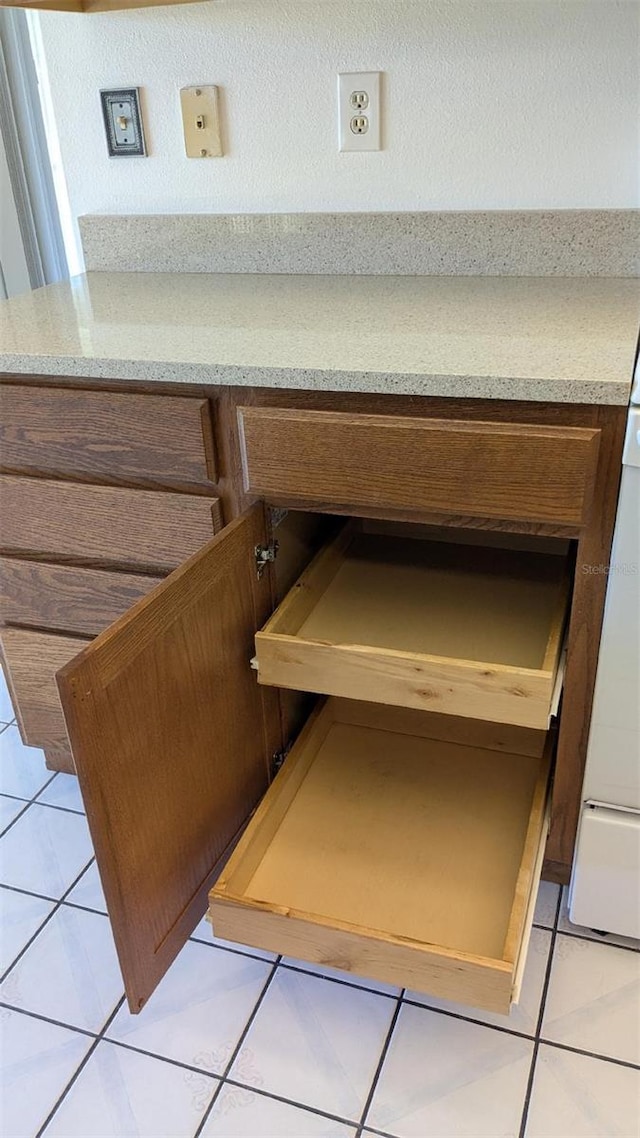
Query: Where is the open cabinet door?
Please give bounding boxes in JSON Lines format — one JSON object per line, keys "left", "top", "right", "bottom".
{"left": 57, "top": 504, "right": 280, "bottom": 1013}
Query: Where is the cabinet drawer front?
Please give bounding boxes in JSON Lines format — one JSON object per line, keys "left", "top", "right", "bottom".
{"left": 1, "top": 385, "right": 217, "bottom": 490}
{"left": 256, "top": 525, "right": 569, "bottom": 730}
{"left": 0, "top": 628, "right": 85, "bottom": 751}
{"left": 239, "top": 407, "right": 600, "bottom": 526}
{"left": 210, "top": 699, "right": 551, "bottom": 1014}
{"left": 0, "top": 558, "right": 163, "bottom": 637}
{"left": 0, "top": 476, "right": 223, "bottom": 572}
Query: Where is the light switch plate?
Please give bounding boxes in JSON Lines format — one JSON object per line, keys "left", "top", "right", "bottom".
{"left": 100, "top": 88, "right": 146, "bottom": 157}
{"left": 180, "top": 86, "right": 223, "bottom": 158}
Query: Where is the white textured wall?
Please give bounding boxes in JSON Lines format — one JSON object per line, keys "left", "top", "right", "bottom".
{"left": 37, "top": 0, "right": 639, "bottom": 224}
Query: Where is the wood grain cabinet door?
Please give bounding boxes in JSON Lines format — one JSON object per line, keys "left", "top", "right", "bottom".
{"left": 56, "top": 504, "right": 280, "bottom": 1013}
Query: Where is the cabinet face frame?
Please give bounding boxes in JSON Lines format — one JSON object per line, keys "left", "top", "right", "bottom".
{"left": 222, "top": 388, "right": 626, "bottom": 883}
{"left": 56, "top": 503, "right": 281, "bottom": 1012}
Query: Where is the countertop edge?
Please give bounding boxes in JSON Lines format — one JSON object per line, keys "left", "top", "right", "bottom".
{"left": 0, "top": 355, "right": 632, "bottom": 406}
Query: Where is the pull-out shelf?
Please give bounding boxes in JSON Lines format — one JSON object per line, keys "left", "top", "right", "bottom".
{"left": 256, "top": 525, "right": 569, "bottom": 729}
{"left": 210, "top": 698, "right": 551, "bottom": 1014}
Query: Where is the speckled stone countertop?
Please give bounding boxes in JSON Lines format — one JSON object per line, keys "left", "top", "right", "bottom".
{"left": 0, "top": 270, "right": 638, "bottom": 404}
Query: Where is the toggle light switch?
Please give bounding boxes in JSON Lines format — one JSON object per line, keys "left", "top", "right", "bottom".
{"left": 180, "top": 86, "right": 223, "bottom": 158}
{"left": 100, "top": 88, "right": 146, "bottom": 157}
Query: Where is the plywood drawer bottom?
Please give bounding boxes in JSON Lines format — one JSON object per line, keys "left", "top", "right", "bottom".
{"left": 210, "top": 698, "right": 551, "bottom": 1014}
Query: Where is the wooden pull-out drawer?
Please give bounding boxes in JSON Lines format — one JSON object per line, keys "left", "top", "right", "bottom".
{"left": 210, "top": 699, "right": 551, "bottom": 1014}
{"left": 0, "top": 558, "right": 163, "bottom": 637}
{"left": 238, "top": 407, "right": 600, "bottom": 527}
{"left": 0, "top": 476, "right": 223, "bottom": 572}
{"left": 0, "top": 385, "right": 217, "bottom": 491}
{"left": 256, "top": 525, "right": 569, "bottom": 730}
{"left": 0, "top": 628, "right": 86, "bottom": 752}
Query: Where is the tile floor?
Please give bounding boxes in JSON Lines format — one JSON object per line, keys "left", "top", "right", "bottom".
{"left": 1, "top": 675, "right": 639, "bottom": 1138}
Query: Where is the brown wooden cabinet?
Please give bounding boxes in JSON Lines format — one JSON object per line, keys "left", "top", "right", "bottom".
{"left": 0, "top": 378, "right": 627, "bottom": 1018}
{"left": 0, "top": 0, "right": 208, "bottom": 14}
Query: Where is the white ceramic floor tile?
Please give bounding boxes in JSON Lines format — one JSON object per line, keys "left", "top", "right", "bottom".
{"left": 0, "top": 793, "right": 28, "bottom": 832}
{"left": 44, "top": 1040, "right": 218, "bottom": 1137}
{"left": 230, "top": 967, "right": 395, "bottom": 1121}
{"left": 107, "top": 940, "right": 272, "bottom": 1073}
{"left": 0, "top": 906, "right": 123, "bottom": 1032}
{"left": 0, "top": 668, "right": 14, "bottom": 724}
{"left": 559, "top": 886, "right": 640, "bottom": 951}
{"left": 280, "top": 957, "right": 400, "bottom": 997}
{"left": 38, "top": 772, "right": 86, "bottom": 813}
{"left": 0, "top": 1007, "right": 92, "bottom": 1138}
{"left": 534, "top": 880, "right": 561, "bottom": 929}
{"left": 0, "top": 885, "right": 55, "bottom": 974}
{"left": 525, "top": 1044, "right": 640, "bottom": 1138}
{"left": 406, "top": 926, "right": 551, "bottom": 1036}
{"left": 367, "top": 1003, "right": 533, "bottom": 1138}
{"left": 192, "top": 913, "right": 277, "bottom": 961}
{"left": 542, "top": 933, "right": 640, "bottom": 1065}
{"left": 0, "top": 801, "right": 93, "bottom": 897}
{"left": 202, "top": 1084, "right": 357, "bottom": 1137}
{"left": 0, "top": 725, "right": 53, "bottom": 799}
{"left": 66, "top": 861, "right": 107, "bottom": 913}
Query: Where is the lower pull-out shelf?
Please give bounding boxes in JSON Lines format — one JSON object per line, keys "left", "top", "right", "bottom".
{"left": 209, "top": 699, "right": 551, "bottom": 1014}
{"left": 255, "top": 524, "right": 569, "bottom": 730}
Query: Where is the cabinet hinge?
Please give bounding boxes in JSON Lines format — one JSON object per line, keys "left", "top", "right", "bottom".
{"left": 271, "top": 748, "right": 289, "bottom": 777}
{"left": 255, "top": 540, "right": 279, "bottom": 579}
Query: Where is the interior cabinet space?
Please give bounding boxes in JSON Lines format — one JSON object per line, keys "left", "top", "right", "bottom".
{"left": 210, "top": 698, "right": 552, "bottom": 1014}
{"left": 255, "top": 521, "right": 570, "bottom": 729}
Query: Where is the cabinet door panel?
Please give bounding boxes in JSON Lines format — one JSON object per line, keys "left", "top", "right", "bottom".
{"left": 57, "top": 504, "right": 279, "bottom": 1012}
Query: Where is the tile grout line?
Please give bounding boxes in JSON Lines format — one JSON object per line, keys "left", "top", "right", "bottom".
{"left": 400, "top": 996, "right": 536, "bottom": 1042}
{"left": 192, "top": 958, "right": 282, "bottom": 1138}
{"left": 361, "top": 1123, "right": 401, "bottom": 1138}
{"left": 0, "top": 858, "right": 97, "bottom": 985}
{"left": 0, "top": 868, "right": 94, "bottom": 906}
{"left": 538, "top": 1038, "right": 640, "bottom": 1072}
{"left": 552, "top": 926, "right": 640, "bottom": 954}
{"left": 277, "top": 959, "right": 400, "bottom": 1000}
{"left": 0, "top": 798, "right": 32, "bottom": 839}
{"left": 517, "top": 880, "right": 564, "bottom": 1138}
{"left": 103, "top": 1036, "right": 231, "bottom": 1079}
{"left": 221, "top": 1078, "right": 360, "bottom": 1130}
{"left": 0, "top": 772, "right": 65, "bottom": 836}
{"left": 355, "top": 991, "right": 405, "bottom": 1138}
{"left": 34, "top": 995, "right": 127, "bottom": 1138}
{"left": 0, "top": 1002, "right": 99, "bottom": 1039}
{"left": 2, "top": 796, "right": 85, "bottom": 820}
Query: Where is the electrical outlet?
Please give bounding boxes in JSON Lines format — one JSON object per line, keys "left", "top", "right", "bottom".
{"left": 338, "top": 72, "right": 381, "bottom": 151}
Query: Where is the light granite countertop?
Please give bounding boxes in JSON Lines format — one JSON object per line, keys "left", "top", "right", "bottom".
{"left": 0, "top": 270, "right": 638, "bottom": 404}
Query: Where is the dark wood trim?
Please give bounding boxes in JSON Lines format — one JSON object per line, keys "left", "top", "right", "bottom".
{"left": 544, "top": 404, "right": 627, "bottom": 879}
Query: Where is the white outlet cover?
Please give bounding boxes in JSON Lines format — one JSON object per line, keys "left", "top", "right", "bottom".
{"left": 338, "top": 72, "right": 381, "bottom": 152}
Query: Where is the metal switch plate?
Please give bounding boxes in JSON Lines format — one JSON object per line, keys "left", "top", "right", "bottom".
{"left": 180, "top": 86, "right": 223, "bottom": 158}
{"left": 100, "top": 88, "right": 146, "bottom": 157}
